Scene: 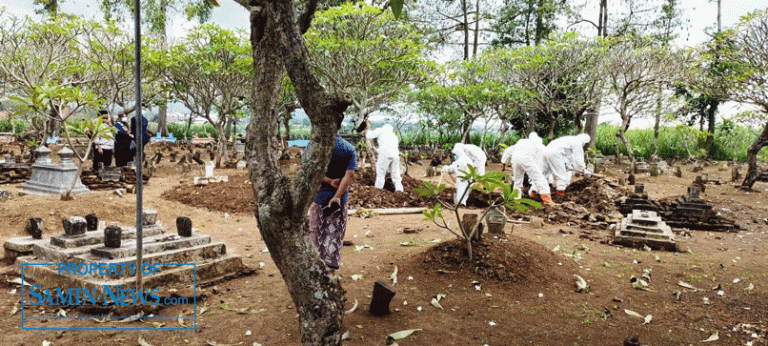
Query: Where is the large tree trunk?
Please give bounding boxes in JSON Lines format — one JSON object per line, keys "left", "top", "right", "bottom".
{"left": 245, "top": 2, "right": 352, "bottom": 345}
{"left": 741, "top": 118, "right": 768, "bottom": 190}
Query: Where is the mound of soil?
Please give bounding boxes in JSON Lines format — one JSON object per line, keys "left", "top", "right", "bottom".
{"left": 162, "top": 174, "right": 256, "bottom": 214}
{"left": 558, "top": 175, "right": 629, "bottom": 213}
{"left": 162, "top": 168, "right": 495, "bottom": 214}
{"left": 418, "top": 236, "right": 576, "bottom": 284}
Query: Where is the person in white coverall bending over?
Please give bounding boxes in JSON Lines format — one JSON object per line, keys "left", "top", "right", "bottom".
{"left": 453, "top": 143, "right": 487, "bottom": 175}
{"left": 510, "top": 132, "right": 554, "bottom": 205}
{"left": 442, "top": 147, "right": 474, "bottom": 205}
{"left": 543, "top": 133, "right": 591, "bottom": 196}
{"left": 366, "top": 124, "right": 404, "bottom": 192}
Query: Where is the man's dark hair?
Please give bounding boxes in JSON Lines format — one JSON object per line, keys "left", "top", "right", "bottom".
{"left": 98, "top": 109, "right": 109, "bottom": 115}
{"left": 336, "top": 115, "right": 344, "bottom": 131}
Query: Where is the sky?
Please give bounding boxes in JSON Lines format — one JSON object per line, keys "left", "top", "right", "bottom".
{"left": 1, "top": 0, "right": 766, "bottom": 127}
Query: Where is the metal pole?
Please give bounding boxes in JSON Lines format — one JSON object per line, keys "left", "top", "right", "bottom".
{"left": 134, "top": 0, "right": 144, "bottom": 294}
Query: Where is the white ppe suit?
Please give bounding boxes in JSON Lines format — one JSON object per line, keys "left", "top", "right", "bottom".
{"left": 510, "top": 132, "right": 550, "bottom": 197}
{"left": 366, "top": 124, "right": 403, "bottom": 192}
{"left": 543, "top": 134, "right": 591, "bottom": 191}
{"left": 500, "top": 144, "right": 516, "bottom": 168}
{"left": 453, "top": 143, "right": 487, "bottom": 176}
{"left": 442, "top": 150, "right": 474, "bottom": 205}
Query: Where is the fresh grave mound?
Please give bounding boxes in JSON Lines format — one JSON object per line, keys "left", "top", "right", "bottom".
{"left": 525, "top": 175, "right": 628, "bottom": 225}
{"left": 558, "top": 175, "right": 629, "bottom": 212}
{"left": 418, "top": 236, "right": 575, "bottom": 284}
{"left": 162, "top": 173, "right": 256, "bottom": 214}
{"left": 349, "top": 167, "right": 494, "bottom": 209}
{"left": 161, "top": 167, "right": 496, "bottom": 214}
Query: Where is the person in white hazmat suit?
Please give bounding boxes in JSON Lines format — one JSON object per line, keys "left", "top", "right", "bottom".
{"left": 453, "top": 143, "right": 487, "bottom": 175}
{"left": 441, "top": 148, "right": 474, "bottom": 205}
{"left": 510, "top": 132, "right": 554, "bottom": 205}
{"left": 366, "top": 124, "right": 404, "bottom": 192}
{"left": 543, "top": 133, "right": 591, "bottom": 196}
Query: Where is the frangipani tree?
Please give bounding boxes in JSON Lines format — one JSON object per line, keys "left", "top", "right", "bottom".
{"left": 726, "top": 10, "right": 768, "bottom": 189}
{"left": 305, "top": 3, "right": 432, "bottom": 123}
{"left": 161, "top": 24, "right": 252, "bottom": 167}
{"left": 603, "top": 35, "right": 691, "bottom": 163}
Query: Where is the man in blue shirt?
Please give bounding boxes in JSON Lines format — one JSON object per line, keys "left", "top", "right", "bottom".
{"left": 307, "top": 128, "right": 357, "bottom": 274}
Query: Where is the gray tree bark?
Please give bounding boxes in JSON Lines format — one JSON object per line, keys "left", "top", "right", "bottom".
{"left": 241, "top": 1, "right": 353, "bottom": 344}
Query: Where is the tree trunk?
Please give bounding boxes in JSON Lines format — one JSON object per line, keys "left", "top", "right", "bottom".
{"left": 245, "top": 2, "right": 352, "bottom": 345}
{"left": 741, "top": 118, "right": 768, "bottom": 190}
{"left": 706, "top": 99, "right": 719, "bottom": 156}
{"left": 617, "top": 117, "right": 634, "bottom": 164}
{"left": 526, "top": 111, "right": 536, "bottom": 136}
{"left": 215, "top": 125, "right": 227, "bottom": 168}
{"left": 158, "top": 103, "right": 168, "bottom": 137}
{"left": 547, "top": 115, "right": 556, "bottom": 141}
{"left": 652, "top": 86, "right": 661, "bottom": 159}
{"left": 534, "top": 0, "right": 545, "bottom": 45}
{"left": 472, "top": 0, "right": 480, "bottom": 58}
{"left": 462, "top": 0, "right": 469, "bottom": 60}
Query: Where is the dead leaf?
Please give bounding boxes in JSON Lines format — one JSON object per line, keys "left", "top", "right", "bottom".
{"left": 138, "top": 336, "right": 153, "bottom": 346}
{"left": 643, "top": 314, "right": 652, "bottom": 325}
{"left": 345, "top": 299, "right": 358, "bottom": 315}
{"left": 10, "top": 302, "right": 19, "bottom": 316}
{"left": 7, "top": 278, "right": 31, "bottom": 287}
{"left": 431, "top": 294, "right": 446, "bottom": 310}
{"left": 624, "top": 309, "right": 644, "bottom": 319}
{"left": 574, "top": 275, "right": 589, "bottom": 293}
{"left": 178, "top": 312, "right": 186, "bottom": 327}
{"left": 387, "top": 329, "right": 422, "bottom": 341}
{"left": 702, "top": 331, "right": 719, "bottom": 342}
{"left": 351, "top": 274, "right": 363, "bottom": 281}
{"left": 341, "top": 331, "right": 350, "bottom": 341}
{"left": 678, "top": 281, "right": 698, "bottom": 291}
{"left": 199, "top": 306, "right": 208, "bottom": 315}
{"left": 390, "top": 266, "right": 398, "bottom": 285}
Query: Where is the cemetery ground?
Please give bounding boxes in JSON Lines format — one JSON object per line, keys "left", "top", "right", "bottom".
{"left": 0, "top": 158, "right": 767, "bottom": 345}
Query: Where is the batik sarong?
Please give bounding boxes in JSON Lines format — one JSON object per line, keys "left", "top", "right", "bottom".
{"left": 307, "top": 201, "right": 349, "bottom": 271}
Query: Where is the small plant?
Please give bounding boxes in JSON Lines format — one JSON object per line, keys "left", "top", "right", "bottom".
{"left": 415, "top": 165, "right": 541, "bottom": 260}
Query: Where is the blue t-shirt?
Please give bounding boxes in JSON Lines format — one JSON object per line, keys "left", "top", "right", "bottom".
{"left": 313, "top": 136, "right": 358, "bottom": 206}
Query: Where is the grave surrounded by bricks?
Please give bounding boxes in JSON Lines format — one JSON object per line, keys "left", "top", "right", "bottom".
{"left": 614, "top": 209, "right": 677, "bottom": 251}
{"left": 6, "top": 210, "right": 244, "bottom": 298}
{"left": 617, "top": 184, "right": 657, "bottom": 215}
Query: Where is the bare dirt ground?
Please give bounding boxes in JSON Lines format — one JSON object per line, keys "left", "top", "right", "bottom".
{"left": 1, "top": 154, "right": 768, "bottom": 346}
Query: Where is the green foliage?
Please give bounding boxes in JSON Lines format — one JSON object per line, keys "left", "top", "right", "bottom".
{"left": 417, "top": 165, "right": 541, "bottom": 260}
{"left": 166, "top": 122, "right": 220, "bottom": 140}
{"left": 593, "top": 123, "right": 763, "bottom": 162}
{"left": 306, "top": 3, "right": 432, "bottom": 119}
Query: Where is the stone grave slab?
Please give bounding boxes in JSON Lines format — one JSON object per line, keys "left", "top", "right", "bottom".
{"left": 21, "top": 146, "right": 89, "bottom": 196}
{"left": 614, "top": 209, "right": 676, "bottom": 251}
{"left": 49, "top": 224, "right": 165, "bottom": 248}
{"left": 12, "top": 211, "right": 245, "bottom": 302}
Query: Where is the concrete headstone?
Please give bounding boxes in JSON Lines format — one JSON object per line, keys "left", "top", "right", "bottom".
{"left": 62, "top": 216, "right": 87, "bottom": 237}
{"left": 177, "top": 216, "right": 193, "bottom": 237}
{"left": 104, "top": 225, "right": 122, "bottom": 248}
